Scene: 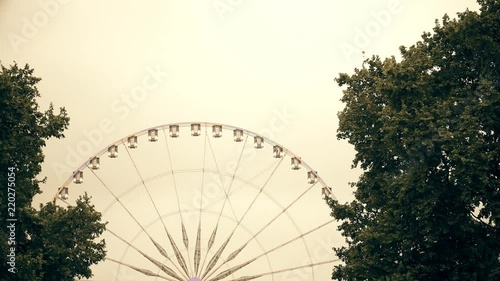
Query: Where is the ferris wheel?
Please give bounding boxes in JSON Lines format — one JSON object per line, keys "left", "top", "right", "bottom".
{"left": 54, "top": 122, "right": 342, "bottom": 281}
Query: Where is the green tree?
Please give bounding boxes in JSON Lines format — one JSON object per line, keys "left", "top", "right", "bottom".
{"left": 0, "top": 63, "right": 106, "bottom": 280}
{"left": 329, "top": 1, "right": 499, "bottom": 280}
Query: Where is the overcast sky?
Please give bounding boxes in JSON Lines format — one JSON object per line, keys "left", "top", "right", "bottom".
{"left": 1, "top": 0, "right": 481, "bottom": 279}
{"left": 0, "top": 0, "right": 479, "bottom": 205}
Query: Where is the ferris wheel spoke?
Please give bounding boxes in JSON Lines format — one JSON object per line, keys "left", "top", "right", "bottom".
{"left": 194, "top": 222, "right": 202, "bottom": 277}
{"left": 124, "top": 142, "right": 180, "bottom": 249}
{"left": 106, "top": 257, "right": 176, "bottom": 281}
{"left": 208, "top": 181, "right": 320, "bottom": 277}
{"left": 182, "top": 223, "right": 189, "bottom": 249}
{"left": 205, "top": 219, "right": 336, "bottom": 281}
{"left": 208, "top": 258, "right": 256, "bottom": 281}
{"left": 89, "top": 166, "right": 189, "bottom": 279}
{"left": 107, "top": 229, "right": 186, "bottom": 281}
{"left": 202, "top": 232, "right": 233, "bottom": 279}
{"left": 162, "top": 128, "right": 195, "bottom": 277}
{"left": 199, "top": 159, "right": 280, "bottom": 212}
{"left": 206, "top": 129, "right": 240, "bottom": 221}
{"left": 212, "top": 132, "right": 250, "bottom": 222}
{"left": 89, "top": 168, "right": 153, "bottom": 239}
{"left": 208, "top": 156, "right": 283, "bottom": 279}
{"left": 123, "top": 142, "right": 168, "bottom": 220}
{"left": 199, "top": 224, "right": 222, "bottom": 277}
{"left": 202, "top": 156, "right": 285, "bottom": 280}
{"left": 114, "top": 165, "right": 285, "bottom": 219}
{"left": 197, "top": 160, "right": 282, "bottom": 222}
{"left": 199, "top": 133, "right": 249, "bottom": 276}
{"left": 194, "top": 127, "right": 210, "bottom": 278}
{"left": 165, "top": 231, "right": 191, "bottom": 277}
{"left": 228, "top": 259, "right": 340, "bottom": 281}
{"left": 198, "top": 133, "right": 247, "bottom": 277}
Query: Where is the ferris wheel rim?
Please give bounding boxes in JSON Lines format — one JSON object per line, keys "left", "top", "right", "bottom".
{"left": 54, "top": 121, "right": 335, "bottom": 202}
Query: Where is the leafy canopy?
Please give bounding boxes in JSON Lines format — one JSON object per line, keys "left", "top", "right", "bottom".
{"left": 329, "top": 1, "right": 499, "bottom": 280}
{"left": 0, "top": 63, "right": 106, "bottom": 281}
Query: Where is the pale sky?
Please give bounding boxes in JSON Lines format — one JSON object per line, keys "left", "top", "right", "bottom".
{"left": 1, "top": 1, "right": 480, "bottom": 280}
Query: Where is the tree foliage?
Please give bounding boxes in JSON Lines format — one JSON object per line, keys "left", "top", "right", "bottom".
{"left": 0, "top": 63, "right": 106, "bottom": 280}
{"left": 329, "top": 1, "right": 499, "bottom": 280}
